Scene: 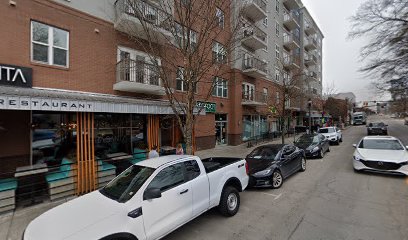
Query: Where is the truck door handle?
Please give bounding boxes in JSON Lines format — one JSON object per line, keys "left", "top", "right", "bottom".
{"left": 180, "top": 189, "right": 189, "bottom": 195}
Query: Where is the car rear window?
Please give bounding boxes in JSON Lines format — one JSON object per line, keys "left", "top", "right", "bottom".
{"left": 318, "top": 128, "right": 334, "bottom": 133}
{"left": 358, "top": 139, "right": 404, "bottom": 150}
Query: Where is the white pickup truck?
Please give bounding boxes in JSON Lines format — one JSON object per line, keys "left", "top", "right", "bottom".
{"left": 24, "top": 155, "right": 249, "bottom": 240}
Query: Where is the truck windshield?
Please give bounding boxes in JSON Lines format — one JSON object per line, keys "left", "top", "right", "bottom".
{"left": 100, "top": 165, "right": 155, "bottom": 203}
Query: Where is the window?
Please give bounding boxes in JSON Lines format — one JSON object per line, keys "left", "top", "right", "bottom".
{"left": 213, "top": 76, "right": 228, "bottom": 98}
{"left": 175, "top": 23, "right": 197, "bottom": 50}
{"left": 275, "top": 44, "right": 280, "bottom": 59}
{"left": 263, "top": 17, "right": 268, "bottom": 26}
{"left": 275, "top": 67, "right": 280, "bottom": 82}
{"left": 276, "top": 92, "right": 280, "bottom": 104}
{"left": 275, "top": 21, "right": 280, "bottom": 36}
{"left": 216, "top": 7, "right": 225, "bottom": 29}
{"left": 184, "top": 160, "right": 201, "bottom": 181}
{"left": 285, "top": 98, "right": 291, "bottom": 108}
{"left": 263, "top": 88, "right": 268, "bottom": 102}
{"left": 276, "top": 0, "right": 280, "bottom": 12}
{"left": 176, "top": 67, "right": 197, "bottom": 92}
{"left": 147, "top": 163, "right": 185, "bottom": 192}
{"left": 212, "top": 41, "right": 227, "bottom": 64}
{"left": 31, "top": 21, "right": 69, "bottom": 67}
{"left": 100, "top": 165, "right": 155, "bottom": 203}
{"left": 242, "top": 83, "right": 255, "bottom": 101}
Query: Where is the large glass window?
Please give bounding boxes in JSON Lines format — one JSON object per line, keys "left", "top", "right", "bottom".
{"left": 31, "top": 21, "right": 69, "bottom": 67}
{"left": 31, "top": 112, "right": 77, "bottom": 167}
{"left": 213, "top": 77, "right": 228, "bottom": 98}
{"left": 212, "top": 41, "right": 226, "bottom": 64}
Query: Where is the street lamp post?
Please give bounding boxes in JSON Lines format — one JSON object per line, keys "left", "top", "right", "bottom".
{"left": 308, "top": 99, "right": 312, "bottom": 134}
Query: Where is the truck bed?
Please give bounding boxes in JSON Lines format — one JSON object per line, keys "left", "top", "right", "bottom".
{"left": 201, "top": 157, "right": 243, "bottom": 173}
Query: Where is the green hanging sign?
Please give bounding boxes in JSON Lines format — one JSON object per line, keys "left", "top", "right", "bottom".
{"left": 196, "top": 101, "right": 216, "bottom": 113}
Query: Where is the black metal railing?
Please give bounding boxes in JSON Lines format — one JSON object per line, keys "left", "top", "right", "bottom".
{"left": 242, "top": 54, "right": 267, "bottom": 73}
{"left": 116, "top": 59, "right": 161, "bottom": 86}
{"left": 242, "top": 90, "right": 269, "bottom": 103}
{"left": 243, "top": 24, "right": 267, "bottom": 43}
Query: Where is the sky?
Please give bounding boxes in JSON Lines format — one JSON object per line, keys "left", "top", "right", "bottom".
{"left": 301, "top": 0, "right": 380, "bottom": 103}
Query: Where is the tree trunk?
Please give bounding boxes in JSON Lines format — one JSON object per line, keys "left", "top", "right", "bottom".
{"left": 184, "top": 110, "right": 194, "bottom": 155}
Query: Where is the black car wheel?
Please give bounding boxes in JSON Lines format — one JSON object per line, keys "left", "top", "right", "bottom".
{"left": 300, "top": 157, "right": 306, "bottom": 171}
{"left": 218, "top": 186, "right": 240, "bottom": 217}
{"left": 271, "top": 170, "right": 283, "bottom": 189}
{"left": 327, "top": 146, "right": 331, "bottom": 152}
{"left": 336, "top": 139, "right": 340, "bottom": 145}
{"left": 339, "top": 137, "right": 343, "bottom": 142}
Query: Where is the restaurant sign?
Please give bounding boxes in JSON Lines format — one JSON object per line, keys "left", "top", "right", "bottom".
{"left": 0, "top": 64, "right": 33, "bottom": 88}
{"left": 196, "top": 101, "right": 216, "bottom": 113}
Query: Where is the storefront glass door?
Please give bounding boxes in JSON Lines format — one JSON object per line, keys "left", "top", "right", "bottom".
{"left": 215, "top": 114, "right": 227, "bottom": 145}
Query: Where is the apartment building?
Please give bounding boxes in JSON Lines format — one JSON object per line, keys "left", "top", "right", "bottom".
{"left": 231, "top": 0, "right": 324, "bottom": 138}
{"left": 0, "top": 0, "right": 235, "bottom": 210}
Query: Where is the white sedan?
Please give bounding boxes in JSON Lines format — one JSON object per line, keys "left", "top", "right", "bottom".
{"left": 353, "top": 136, "right": 408, "bottom": 175}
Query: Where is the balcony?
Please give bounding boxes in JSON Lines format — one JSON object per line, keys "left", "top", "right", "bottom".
{"left": 242, "top": 0, "right": 267, "bottom": 22}
{"left": 242, "top": 90, "right": 268, "bottom": 106}
{"left": 283, "top": 0, "right": 302, "bottom": 10}
{"left": 114, "top": 59, "right": 165, "bottom": 95}
{"left": 283, "top": 31, "right": 300, "bottom": 50}
{"left": 304, "top": 37, "right": 317, "bottom": 50}
{"left": 114, "top": 0, "right": 174, "bottom": 45}
{"left": 283, "top": 9, "right": 300, "bottom": 30}
{"left": 283, "top": 53, "right": 300, "bottom": 70}
{"left": 304, "top": 53, "right": 316, "bottom": 66}
{"left": 242, "top": 54, "right": 267, "bottom": 78}
{"left": 241, "top": 25, "right": 267, "bottom": 50}
{"left": 304, "top": 24, "right": 317, "bottom": 35}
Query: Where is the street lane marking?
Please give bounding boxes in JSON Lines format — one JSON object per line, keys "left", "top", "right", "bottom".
{"left": 261, "top": 192, "right": 282, "bottom": 200}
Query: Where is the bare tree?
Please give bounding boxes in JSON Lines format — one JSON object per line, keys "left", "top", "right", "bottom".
{"left": 322, "top": 80, "right": 338, "bottom": 100}
{"left": 268, "top": 60, "right": 307, "bottom": 144}
{"left": 115, "top": 0, "right": 243, "bottom": 153}
{"left": 349, "top": 0, "right": 408, "bottom": 80}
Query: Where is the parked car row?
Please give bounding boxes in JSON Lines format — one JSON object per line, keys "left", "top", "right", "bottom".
{"left": 24, "top": 127, "right": 346, "bottom": 240}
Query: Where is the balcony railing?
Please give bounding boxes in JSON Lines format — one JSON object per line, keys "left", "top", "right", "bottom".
{"left": 283, "top": 53, "right": 301, "bottom": 69}
{"left": 116, "top": 59, "right": 160, "bottom": 86}
{"left": 242, "top": 90, "right": 268, "bottom": 105}
{"left": 283, "top": 8, "right": 300, "bottom": 31}
{"left": 242, "top": 54, "right": 267, "bottom": 73}
{"left": 115, "top": 0, "right": 172, "bottom": 30}
{"left": 283, "top": 30, "right": 300, "bottom": 49}
{"left": 243, "top": 25, "right": 267, "bottom": 42}
{"left": 242, "top": 0, "right": 267, "bottom": 22}
{"left": 304, "top": 37, "right": 317, "bottom": 50}
{"left": 241, "top": 24, "right": 267, "bottom": 50}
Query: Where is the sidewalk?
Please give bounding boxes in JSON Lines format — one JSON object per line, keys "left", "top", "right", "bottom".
{"left": 0, "top": 135, "right": 297, "bottom": 240}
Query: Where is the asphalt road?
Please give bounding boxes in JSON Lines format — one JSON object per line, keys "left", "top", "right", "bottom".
{"left": 165, "top": 116, "right": 408, "bottom": 240}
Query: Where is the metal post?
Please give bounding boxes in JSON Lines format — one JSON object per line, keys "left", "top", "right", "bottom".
{"left": 308, "top": 99, "right": 312, "bottom": 134}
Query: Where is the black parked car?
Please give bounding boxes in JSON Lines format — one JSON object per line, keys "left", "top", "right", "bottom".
{"left": 367, "top": 122, "right": 388, "bottom": 135}
{"left": 294, "top": 133, "right": 330, "bottom": 159}
{"left": 246, "top": 144, "right": 305, "bottom": 189}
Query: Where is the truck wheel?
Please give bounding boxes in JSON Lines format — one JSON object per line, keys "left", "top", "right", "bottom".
{"left": 218, "top": 186, "right": 240, "bottom": 217}
{"left": 339, "top": 137, "right": 343, "bottom": 142}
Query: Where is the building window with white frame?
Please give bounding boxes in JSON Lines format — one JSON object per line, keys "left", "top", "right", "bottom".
{"left": 176, "top": 67, "right": 196, "bottom": 92}
{"left": 31, "top": 21, "right": 69, "bottom": 67}
{"left": 175, "top": 23, "right": 197, "bottom": 50}
{"left": 276, "top": 0, "right": 280, "bottom": 13}
{"left": 275, "top": 67, "right": 280, "bottom": 82}
{"left": 212, "top": 41, "right": 226, "bottom": 64}
{"left": 213, "top": 76, "right": 228, "bottom": 98}
{"left": 276, "top": 92, "right": 280, "bottom": 104}
{"left": 263, "top": 88, "right": 268, "bottom": 102}
{"left": 275, "top": 44, "right": 280, "bottom": 60}
{"left": 275, "top": 21, "right": 280, "bottom": 36}
{"left": 216, "top": 7, "right": 225, "bottom": 29}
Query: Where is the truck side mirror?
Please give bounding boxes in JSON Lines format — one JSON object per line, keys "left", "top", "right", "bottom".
{"left": 353, "top": 144, "right": 357, "bottom": 148}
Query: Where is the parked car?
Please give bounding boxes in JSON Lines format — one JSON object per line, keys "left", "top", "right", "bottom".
{"left": 318, "top": 127, "right": 343, "bottom": 145}
{"left": 353, "top": 136, "right": 408, "bottom": 176}
{"left": 294, "top": 133, "right": 330, "bottom": 158}
{"left": 24, "top": 155, "right": 249, "bottom": 240}
{"left": 367, "top": 122, "right": 388, "bottom": 135}
{"left": 246, "top": 144, "right": 305, "bottom": 189}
